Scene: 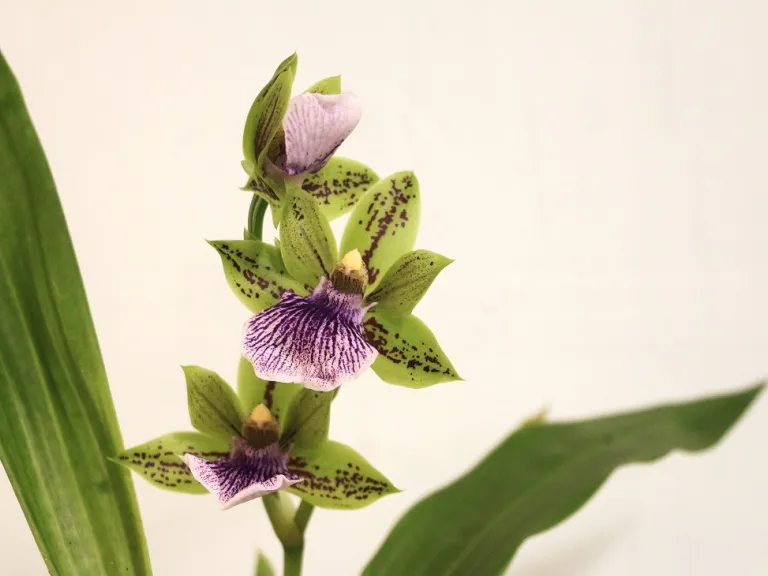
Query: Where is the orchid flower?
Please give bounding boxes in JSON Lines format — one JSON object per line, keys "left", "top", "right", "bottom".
{"left": 241, "top": 53, "right": 371, "bottom": 225}
{"left": 181, "top": 404, "right": 301, "bottom": 510}
{"left": 114, "top": 366, "right": 397, "bottom": 510}
{"left": 213, "top": 171, "right": 460, "bottom": 393}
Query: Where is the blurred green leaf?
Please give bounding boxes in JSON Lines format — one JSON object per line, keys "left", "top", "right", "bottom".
{"left": 365, "top": 309, "right": 460, "bottom": 387}
{"left": 302, "top": 157, "right": 379, "bottom": 220}
{"left": 209, "top": 239, "right": 309, "bottom": 313}
{"left": 0, "top": 50, "right": 152, "bottom": 574}
{"left": 254, "top": 551, "right": 276, "bottom": 576}
{"left": 114, "top": 432, "right": 229, "bottom": 494}
{"left": 237, "top": 356, "right": 301, "bottom": 432}
{"left": 288, "top": 440, "right": 399, "bottom": 509}
{"left": 306, "top": 75, "right": 341, "bottom": 95}
{"left": 366, "top": 249, "right": 453, "bottom": 316}
{"left": 184, "top": 366, "right": 245, "bottom": 441}
{"left": 280, "top": 188, "right": 339, "bottom": 286}
{"left": 281, "top": 389, "right": 333, "bottom": 450}
{"left": 340, "top": 171, "right": 420, "bottom": 288}
{"left": 364, "top": 383, "right": 764, "bottom": 576}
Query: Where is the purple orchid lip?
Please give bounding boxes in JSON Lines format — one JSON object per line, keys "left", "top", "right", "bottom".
{"left": 242, "top": 276, "right": 378, "bottom": 392}
{"left": 278, "top": 92, "right": 362, "bottom": 176}
{"left": 182, "top": 440, "right": 301, "bottom": 510}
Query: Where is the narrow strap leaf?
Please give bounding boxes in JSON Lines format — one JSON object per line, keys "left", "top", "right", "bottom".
{"left": 363, "top": 383, "right": 764, "bottom": 575}
{"left": 0, "top": 49, "right": 152, "bottom": 575}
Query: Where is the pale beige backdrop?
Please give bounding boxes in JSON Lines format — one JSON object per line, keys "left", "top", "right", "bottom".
{"left": 1, "top": 1, "right": 767, "bottom": 575}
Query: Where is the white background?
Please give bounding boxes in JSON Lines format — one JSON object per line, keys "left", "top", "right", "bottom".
{"left": 1, "top": 1, "right": 767, "bottom": 574}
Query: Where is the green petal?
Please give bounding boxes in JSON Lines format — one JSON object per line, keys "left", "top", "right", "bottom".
{"left": 242, "top": 53, "right": 297, "bottom": 166}
{"left": 281, "top": 389, "right": 333, "bottom": 450}
{"left": 0, "top": 50, "right": 151, "bottom": 575}
{"left": 366, "top": 249, "right": 453, "bottom": 316}
{"left": 209, "top": 239, "right": 309, "bottom": 313}
{"left": 340, "top": 171, "right": 420, "bottom": 288}
{"left": 279, "top": 187, "right": 339, "bottom": 286}
{"left": 237, "top": 356, "right": 301, "bottom": 433}
{"left": 306, "top": 75, "right": 341, "bottom": 95}
{"left": 113, "top": 432, "right": 229, "bottom": 494}
{"left": 363, "top": 383, "right": 764, "bottom": 575}
{"left": 365, "top": 310, "right": 460, "bottom": 388}
{"left": 288, "top": 440, "right": 399, "bottom": 510}
{"left": 302, "top": 157, "right": 379, "bottom": 220}
{"left": 184, "top": 366, "right": 245, "bottom": 441}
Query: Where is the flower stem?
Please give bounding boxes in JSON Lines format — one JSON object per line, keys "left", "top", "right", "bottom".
{"left": 283, "top": 546, "right": 304, "bottom": 576}
{"left": 263, "top": 494, "right": 316, "bottom": 576}
{"left": 294, "top": 500, "right": 314, "bottom": 533}
{"left": 247, "top": 195, "right": 268, "bottom": 241}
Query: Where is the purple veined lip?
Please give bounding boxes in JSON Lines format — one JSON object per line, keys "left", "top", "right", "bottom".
{"left": 242, "top": 276, "right": 378, "bottom": 392}
{"left": 277, "top": 92, "right": 362, "bottom": 176}
{"left": 182, "top": 440, "right": 301, "bottom": 510}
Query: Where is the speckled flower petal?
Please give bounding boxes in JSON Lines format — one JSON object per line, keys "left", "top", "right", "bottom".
{"left": 281, "top": 93, "right": 362, "bottom": 176}
{"left": 182, "top": 442, "right": 301, "bottom": 510}
{"left": 242, "top": 279, "right": 377, "bottom": 391}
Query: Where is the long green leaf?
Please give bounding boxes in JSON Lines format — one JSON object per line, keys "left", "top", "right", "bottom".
{"left": 0, "top": 51, "right": 152, "bottom": 574}
{"left": 363, "top": 383, "right": 763, "bottom": 576}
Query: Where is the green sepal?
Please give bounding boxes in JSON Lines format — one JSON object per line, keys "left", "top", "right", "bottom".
{"left": 365, "top": 309, "right": 460, "bottom": 387}
{"left": 366, "top": 249, "right": 453, "bottom": 315}
{"left": 340, "top": 171, "right": 420, "bottom": 288}
{"left": 183, "top": 366, "right": 245, "bottom": 441}
{"left": 242, "top": 53, "right": 297, "bottom": 166}
{"left": 306, "top": 75, "right": 342, "bottom": 95}
{"left": 209, "top": 239, "right": 309, "bottom": 313}
{"left": 242, "top": 172, "right": 285, "bottom": 225}
{"left": 113, "top": 432, "right": 229, "bottom": 494}
{"left": 302, "top": 157, "right": 379, "bottom": 220}
{"left": 363, "top": 383, "right": 764, "bottom": 575}
{"left": 281, "top": 389, "right": 334, "bottom": 450}
{"left": 279, "top": 187, "right": 339, "bottom": 286}
{"left": 288, "top": 440, "right": 399, "bottom": 509}
{"left": 237, "top": 356, "right": 301, "bottom": 433}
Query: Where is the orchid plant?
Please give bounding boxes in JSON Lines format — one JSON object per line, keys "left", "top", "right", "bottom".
{"left": 114, "top": 52, "right": 459, "bottom": 570}
{"left": 0, "top": 49, "right": 763, "bottom": 576}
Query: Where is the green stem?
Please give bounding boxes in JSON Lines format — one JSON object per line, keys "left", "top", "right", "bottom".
{"left": 283, "top": 546, "right": 304, "bottom": 576}
{"left": 247, "top": 195, "right": 268, "bottom": 241}
{"left": 262, "top": 494, "right": 315, "bottom": 576}
{"left": 294, "top": 500, "right": 314, "bottom": 533}
{"left": 263, "top": 493, "right": 302, "bottom": 548}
